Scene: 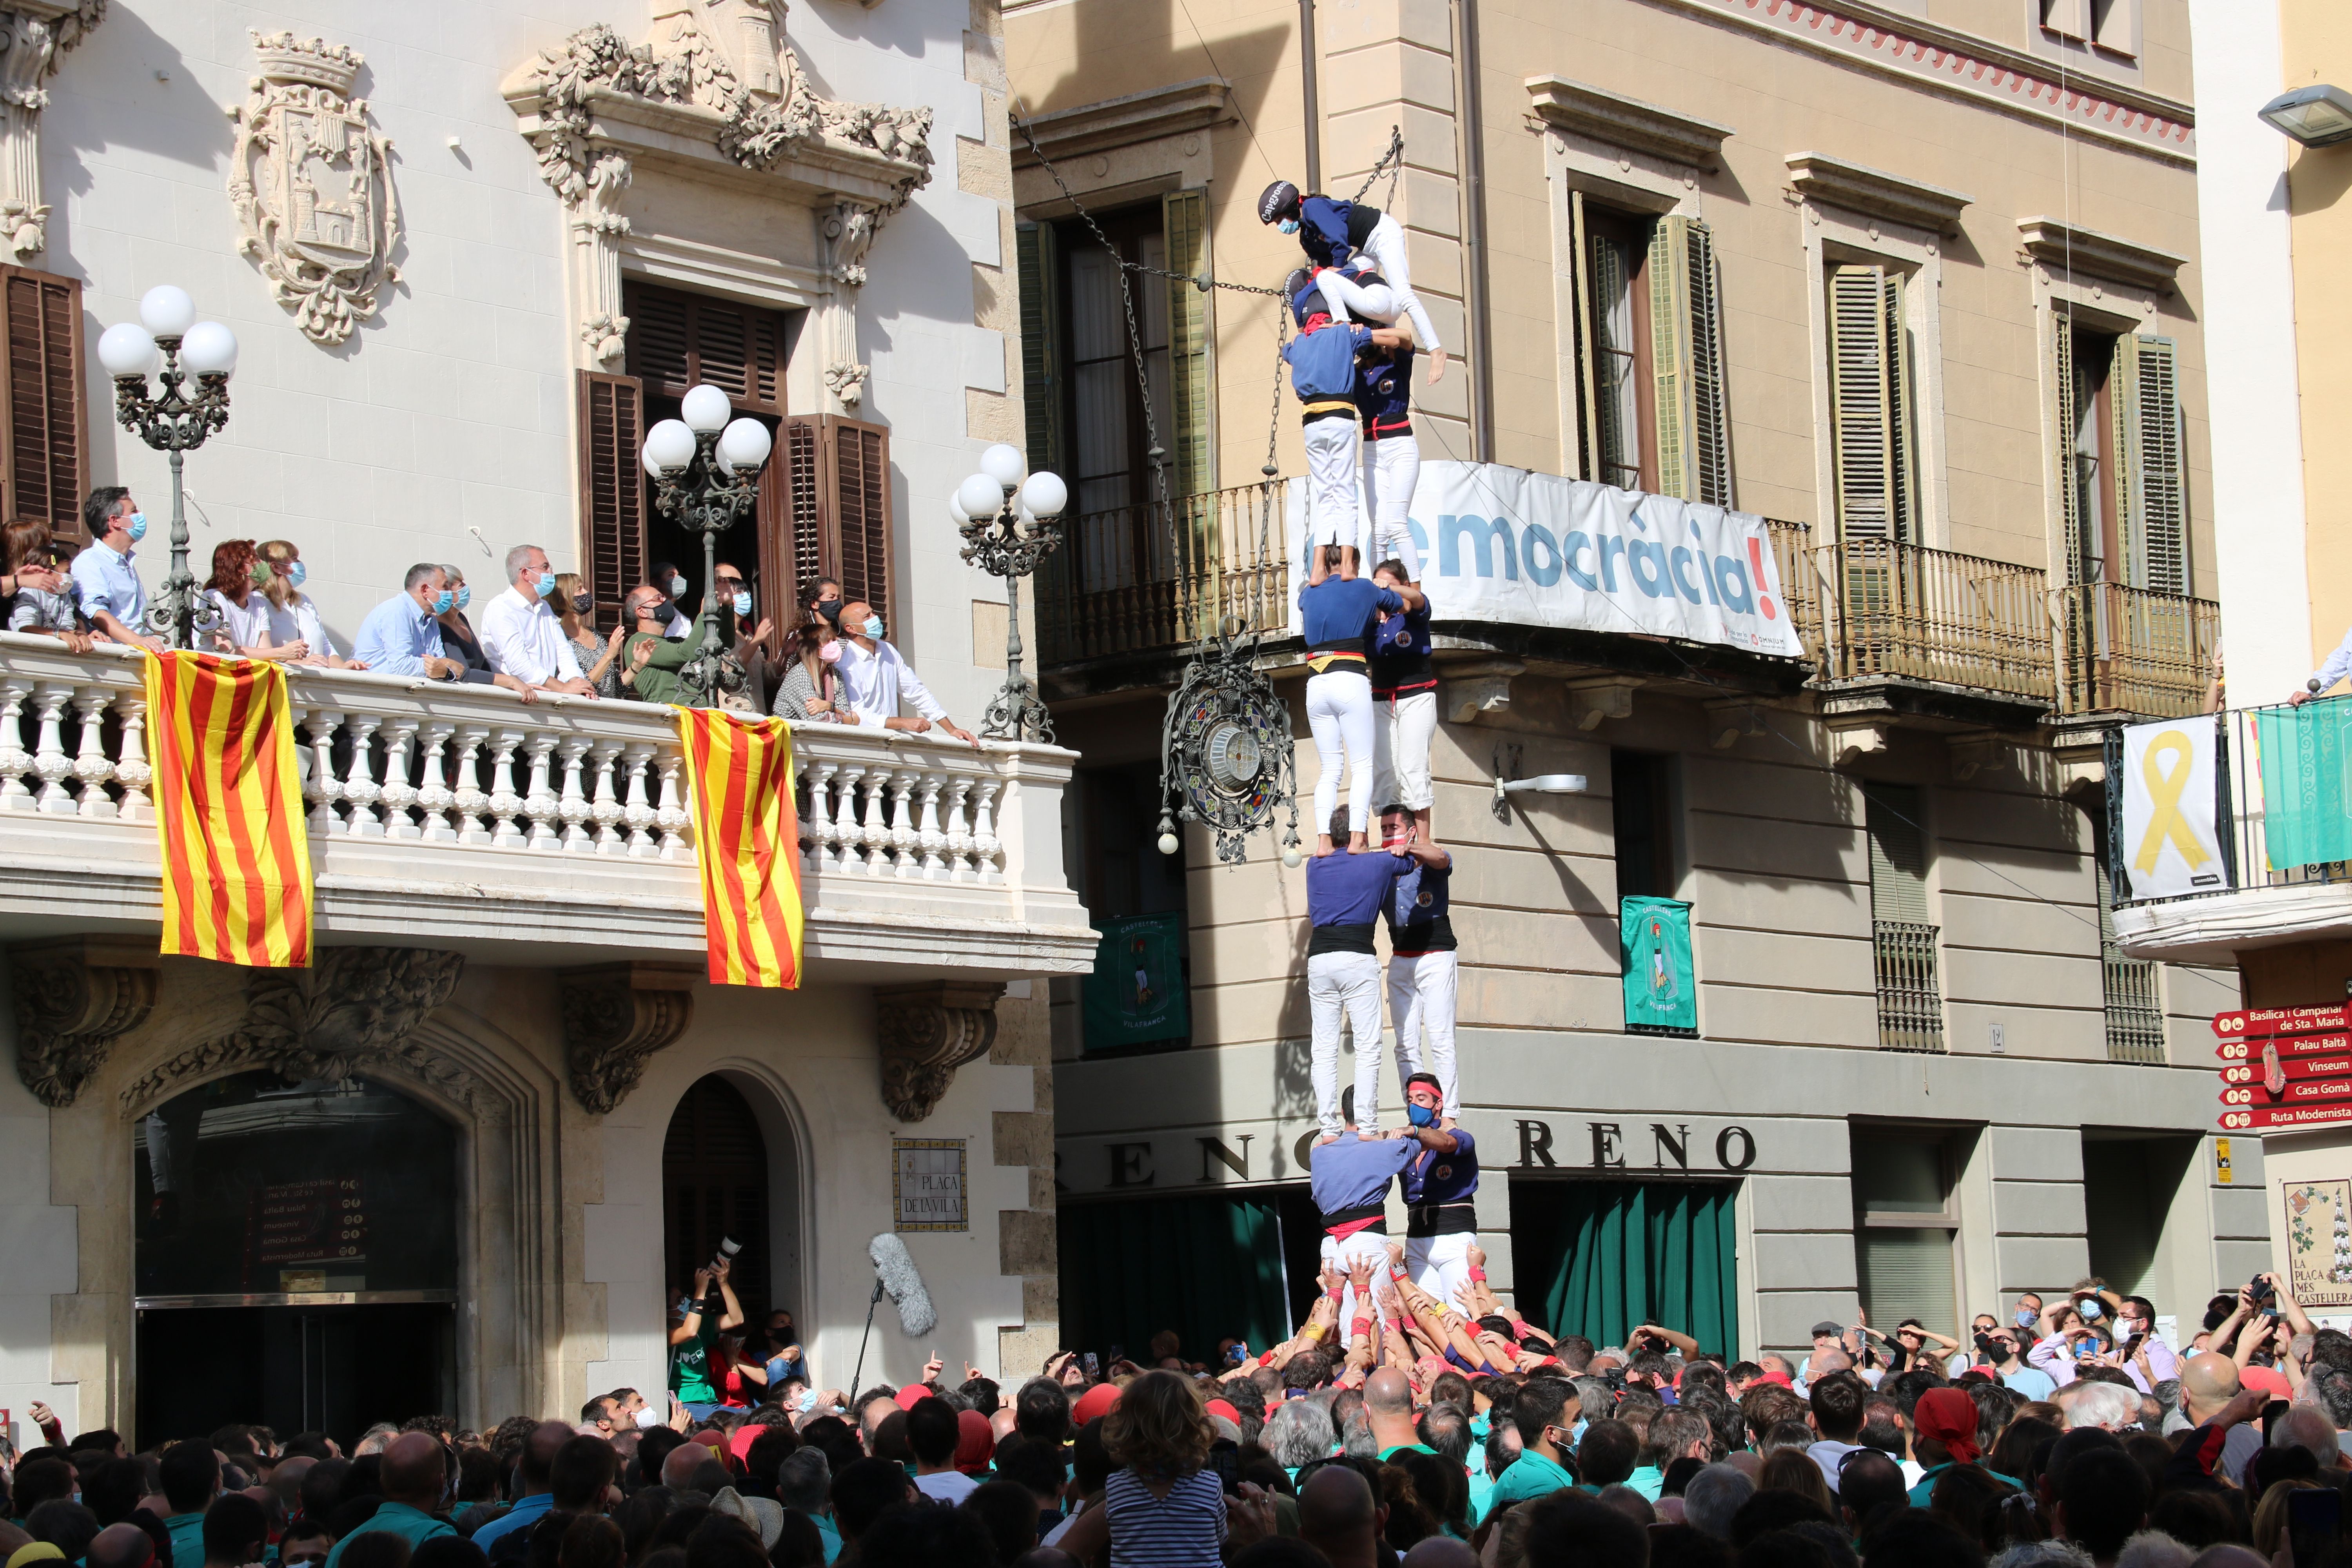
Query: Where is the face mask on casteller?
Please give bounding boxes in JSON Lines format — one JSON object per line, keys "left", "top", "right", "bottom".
{"left": 1406, "top": 1102, "right": 1437, "bottom": 1128}
{"left": 1279, "top": 218, "right": 1300, "bottom": 235}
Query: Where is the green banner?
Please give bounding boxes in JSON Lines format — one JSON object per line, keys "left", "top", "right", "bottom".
{"left": 2256, "top": 700, "right": 2352, "bottom": 871}
{"left": 1083, "top": 911, "right": 1190, "bottom": 1051}
{"left": 1621, "top": 896, "right": 1696, "bottom": 1033}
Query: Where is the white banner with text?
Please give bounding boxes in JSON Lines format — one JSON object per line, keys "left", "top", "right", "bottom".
{"left": 1286, "top": 461, "right": 1806, "bottom": 659}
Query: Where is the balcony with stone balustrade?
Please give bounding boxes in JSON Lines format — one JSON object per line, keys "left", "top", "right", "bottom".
{"left": 0, "top": 634, "right": 1094, "bottom": 977}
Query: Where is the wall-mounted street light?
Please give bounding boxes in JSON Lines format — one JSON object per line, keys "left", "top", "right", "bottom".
{"left": 99, "top": 285, "right": 239, "bottom": 650}
{"left": 2259, "top": 84, "right": 2352, "bottom": 148}
{"left": 1490, "top": 771, "right": 1587, "bottom": 824}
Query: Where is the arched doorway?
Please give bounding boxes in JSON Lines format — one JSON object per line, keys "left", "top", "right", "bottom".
{"left": 133, "top": 1072, "right": 461, "bottom": 1445}
{"left": 662, "top": 1076, "right": 773, "bottom": 1318}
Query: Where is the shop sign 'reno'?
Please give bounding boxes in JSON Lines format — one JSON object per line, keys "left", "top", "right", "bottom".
{"left": 893, "top": 1138, "right": 968, "bottom": 1233}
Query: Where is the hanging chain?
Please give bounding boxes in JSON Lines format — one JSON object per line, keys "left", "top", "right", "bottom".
{"left": 1352, "top": 126, "right": 1404, "bottom": 203}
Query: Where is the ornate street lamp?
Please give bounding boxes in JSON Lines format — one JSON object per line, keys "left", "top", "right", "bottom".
{"left": 640, "top": 383, "right": 771, "bottom": 708}
{"left": 954, "top": 443, "right": 1066, "bottom": 742}
{"left": 97, "top": 286, "right": 238, "bottom": 650}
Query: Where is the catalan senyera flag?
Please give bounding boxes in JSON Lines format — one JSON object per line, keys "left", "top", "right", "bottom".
{"left": 143, "top": 652, "right": 313, "bottom": 967}
{"left": 676, "top": 707, "right": 804, "bottom": 987}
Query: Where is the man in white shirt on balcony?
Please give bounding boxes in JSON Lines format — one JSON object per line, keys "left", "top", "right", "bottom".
{"left": 834, "top": 599, "right": 977, "bottom": 744}
{"left": 480, "top": 544, "right": 598, "bottom": 699}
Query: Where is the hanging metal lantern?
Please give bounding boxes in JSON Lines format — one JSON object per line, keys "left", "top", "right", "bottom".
{"left": 1155, "top": 617, "right": 1303, "bottom": 867}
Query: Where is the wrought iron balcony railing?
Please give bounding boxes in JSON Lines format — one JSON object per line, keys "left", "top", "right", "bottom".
{"left": 2055, "top": 581, "right": 2220, "bottom": 719}
{"left": 1036, "top": 480, "right": 1289, "bottom": 667}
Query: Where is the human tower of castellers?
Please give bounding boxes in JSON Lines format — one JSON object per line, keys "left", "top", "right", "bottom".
{"left": 0, "top": 175, "right": 2292, "bottom": 1568}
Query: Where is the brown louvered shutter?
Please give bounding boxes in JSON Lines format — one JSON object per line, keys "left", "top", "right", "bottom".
{"left": 776, "top": 416, "right": 826, "bottom": 608}
{"left": 577, "top": 371, "right": 646, "bottom": 622}
{"left": 623, "top": 281, "right": 787, "bottom": 415}
{"left": 831, "top": 417, "right": 891, "bottom": 627}
{"left": 773, "top": 415, "right": 893, "bottom": 627}
{"left": 1, "top": 265, "right": 85, "bottom": 540}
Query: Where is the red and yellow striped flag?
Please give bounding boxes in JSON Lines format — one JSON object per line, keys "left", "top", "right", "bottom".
{"left": 676, "top": 708, "right": 804, "bottom": 987}
{"left": 143, "top": 652, "right": 313, "bottom": 967}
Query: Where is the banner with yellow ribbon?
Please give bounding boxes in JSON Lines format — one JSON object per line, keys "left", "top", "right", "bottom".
{"left": 675, "top": 707, "right": 805, "bottom": 987}
{"left": 2119, "top": 716, "right": 2226, "bottom": 900}
{"left": 144, "top": 651, "right": 314, "bottom": 967}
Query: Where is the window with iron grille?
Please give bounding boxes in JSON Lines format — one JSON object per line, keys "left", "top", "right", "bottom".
{"left": 2091, "top": 813, "right": 2167, "bottom": 1063}
{"left": 1864, "top": 782, "right": 1944, "bottom": 1052}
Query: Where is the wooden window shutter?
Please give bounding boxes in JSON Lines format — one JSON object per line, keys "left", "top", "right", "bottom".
{"left": 1648, "top": 216, "right": 1735, "bottom": 508}
{"left": 831, "top": 416, "right": 892, "bottom": 626}
{"left": 2117, "top": 333, "right": 2187, "bottom": 595}
{"left": 2053, "top": 312, "right": 2084, "bottom": 587}
{"left": 1568, "top": 191, "right": 1599, "bottom": 482}
{"left": 622, "top": 280, "right": 787, "bottom": 415}
{"left": 0, "top": 265, "right": 85, "bottom": 541}
{"left": 1016, "top": 220, "right": 1064, "bottom": 478}
{"left": 1863, "top": 782, "right": 1931, "bottom": 926}
{"left": 577, "top": 370, "right": 646, "bottom": 622}
{"left": 1829, "top": 263, "right": 1905, "bottom": 543}
{"left": 1162, "top": 189, "right": 1216, "bottom": 497}
{"left": 1883, "top": 271, "right": 1917, "bottom": 543}
{"left": 777, "top": 415, "right": 893, "bottom": 626}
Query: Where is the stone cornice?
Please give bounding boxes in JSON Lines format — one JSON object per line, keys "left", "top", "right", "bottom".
{"left": 1524, "top": 76, "right": 1734, "bottom": 170}
{"left": 2016, "top": 215, "right": 2187, "bottom": 293}
{"left": 1010, "top": 76, "right": 1233, "bottom": 167}
{"left": 1644, "top": 0, "right": 2194, "bottom": 164}
{"left": 1786, "top": 151, "right": 1973, "bottom": 234}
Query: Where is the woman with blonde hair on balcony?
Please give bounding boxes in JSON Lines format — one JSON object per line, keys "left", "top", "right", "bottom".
{"left": 553, "top": 571, "right": 626, "bottom": 698}
{"left": 771, "top": 615, "right": 858, "bottom": 725}
{"left": 254, "top": 539, "right": 361, "bottom": 668}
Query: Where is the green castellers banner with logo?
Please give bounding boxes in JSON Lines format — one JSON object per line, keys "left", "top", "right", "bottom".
{"left": 1621, "top": 896, "right": 1695, "bottom": 1033}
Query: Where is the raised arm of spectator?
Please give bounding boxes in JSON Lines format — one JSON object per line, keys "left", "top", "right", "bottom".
{"left": 670, "top": 1268, "right": 712, "bottom": 1345}
{"left": 2264, "top": 1272, "right": 2317, "bottom": 1338}
{"left": 1635, "top": 1323, "right": 1701, "bottom": 1360}
{"left": 715, "top": 1258, "right": 746, "bottom": 1331}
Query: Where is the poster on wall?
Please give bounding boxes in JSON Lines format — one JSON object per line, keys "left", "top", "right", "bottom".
{"left": 1285, "top": 463, "right": 1806, "bottom": 659}
{"left": 1621, "top": 896, "right": 1697, "bottom": 1034}
{"left": 2286, "top": 1180, "right": 2352, "bottom": 1311}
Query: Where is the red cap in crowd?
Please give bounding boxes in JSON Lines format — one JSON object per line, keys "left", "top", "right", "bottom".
{"left": 1073, "top": 1383, "right": 1123, "bottom": 1425}
{"left": 1205, "top": 1399, "right": 1240, "bottom": 1425}
{"left": 895, "top": 1384, "right": 930, "bottom": 1412}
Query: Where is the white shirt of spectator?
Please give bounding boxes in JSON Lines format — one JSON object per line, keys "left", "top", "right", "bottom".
{"left": 478, "top": 584, "right": 584, "bottom": 686}
{"left": 834, "top": 637, "right": 947, "bottom": 727}
{"left": 207, "top": 589, "right": 271, "bottom": 653}
{"left": 264, "top": 594, "right": 339, "bottom": 661}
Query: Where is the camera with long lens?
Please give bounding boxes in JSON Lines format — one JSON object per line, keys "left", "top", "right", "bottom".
{"left": 712, "top": 1236, "right": 742, "bottom": 1274}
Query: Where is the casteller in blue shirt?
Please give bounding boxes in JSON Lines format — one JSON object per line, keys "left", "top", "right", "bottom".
{"left": 1299, "top": 575, "right": 1401, "bottom": 655}
{"left": 1401, "top": 1124, "right": 1478, "bottom": 1208}
{"left": 1310, "top": 1129, "right": 1414, "bottom": 1224}
{"left": 1307, "top": 846, "right": 1413, "bottom": 956}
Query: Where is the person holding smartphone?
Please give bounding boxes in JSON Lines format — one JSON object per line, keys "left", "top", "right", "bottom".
{"left": 667, "top": 1257, "right": 744, "bottom": 1421}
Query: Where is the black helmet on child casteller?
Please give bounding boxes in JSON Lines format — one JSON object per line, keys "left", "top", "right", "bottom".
{"left": 1258, "top": 180, "right": 1302, "bottom": 224}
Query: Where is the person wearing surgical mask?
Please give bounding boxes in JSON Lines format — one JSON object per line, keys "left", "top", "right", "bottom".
{"left": 72, "top": 485, "right": 166, "bottom": 653}
{"left": 552, "top": 571, "right": 626, "bottom": 697}
{"left": 352, "top": 564, "right": 465, "bottom": 681}
{"left": 804, "top": 575, "right": 845, "bottom": 627}
{"left": 708, "top": 564, "right": 775, "bottom": 712}
{"left": 256, "top": 540, "right": 362, "bottom": 668}
{"left": 478, "top": 544, "right": 599, "bottom": 701}
{"left": 771, "top": 615, "right": 858, "bottom": 724}
{"left": 646, "top": 560, "right": 694, "bottom": 637}
{"left": 430, "top": 565, "right": 536, "bottom": 704}
{"left": 833, "top": 599, "right": 978, "bottom": 744}
{"left": 1394, "top": 1071, "right": 1477, "bottom": 1303}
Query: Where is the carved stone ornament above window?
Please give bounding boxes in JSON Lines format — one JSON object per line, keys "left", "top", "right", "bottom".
{"left": 116, "top": 947, "right": 469, "bottom": 1120}
{"left": 9, "top": 936, "right": 159, "bottom": 1108}
{"left": 0, "top": 1, "right": 104, "bottom": 258}
{"left": 2015, "top": 215, "right": 2185, "bottom": 295}
{"left": 1784, "top": 152, "right": 1973, "bottom": 237}
{"left": 1009, "top": 76, "right": 1234, "bottom": 168}
{"left": 1524, "top": 75, "right": 1732, "bottom": 171}
{"left": 503, "top": 3, "right": 933, "bottom": 383}
{"left": 228, "top": 32, "right": 405, "bottom": 347}
{"left": 877, "top": 979, "right": 1005, "bottom": 1123}
{"left": 560, "top": 960, "right": 698, "bottom": 1114}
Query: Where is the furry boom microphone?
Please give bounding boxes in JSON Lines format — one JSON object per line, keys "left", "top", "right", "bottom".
{"left": 869, "top": 1233, "right": 937, "bottom": 1337}
{"left": 852, "top": 1233, "right": 937, "bottom": 1395}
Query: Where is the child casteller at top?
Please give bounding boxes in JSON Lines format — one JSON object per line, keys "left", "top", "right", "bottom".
{"left": 1257, "top": 181, "right": 1448, "bottom": 385}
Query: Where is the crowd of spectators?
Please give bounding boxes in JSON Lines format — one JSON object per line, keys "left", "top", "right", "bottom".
{"left": 0, "top": 486, "right": 974, "bottom": 732}
{"left": 11, "top": 1267, "right": 2352, "bottom": 1568}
